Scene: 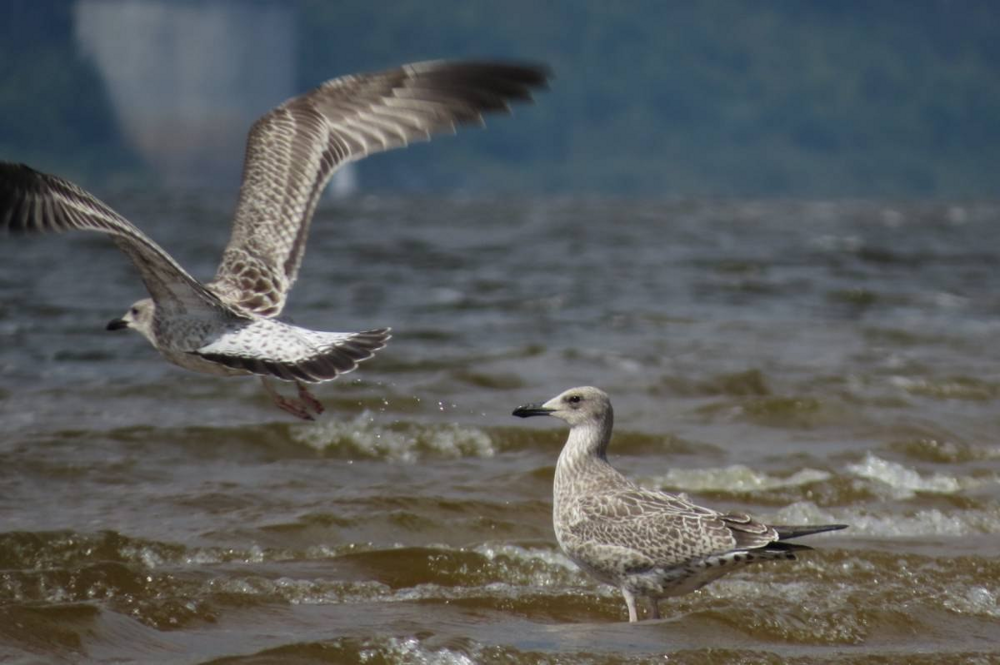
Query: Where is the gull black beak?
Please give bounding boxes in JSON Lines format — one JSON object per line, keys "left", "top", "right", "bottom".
{"left": 512, "top": 403, "right": 554, "bottom": 418}
{"left": 106, "top": 318, "right": 128, "bottom": 331}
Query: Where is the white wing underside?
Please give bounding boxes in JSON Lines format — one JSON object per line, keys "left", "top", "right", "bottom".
{"left": 193, "top": 321, "right": 390, "bottom": 383}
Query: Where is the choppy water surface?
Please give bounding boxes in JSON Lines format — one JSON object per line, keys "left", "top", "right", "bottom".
{"left": 1, "top": 195, "right": 999, "bottom": 664}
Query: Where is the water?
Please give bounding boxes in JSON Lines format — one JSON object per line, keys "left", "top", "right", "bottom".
{"left": 1, "top": 195, "right": 999, "bottom": 663}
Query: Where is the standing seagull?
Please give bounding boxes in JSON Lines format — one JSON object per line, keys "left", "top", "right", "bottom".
{"left": 513, "top": 386, "right": 846, "bottom": 622}
{"left": 0, "top": 60, "right": 549, "bottom": 419}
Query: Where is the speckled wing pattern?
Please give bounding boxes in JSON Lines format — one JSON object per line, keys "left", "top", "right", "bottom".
{"left": 193, "top": 322, "right": 390, "bottom": 383}
{"left": 567, "top": 485, "right": 779, "bottom": 571}
{"left": 0, "top": 162, "right": 223, "bottom": 317}
{"left": 209, "top": 60, "right": 550, "bottom": 318}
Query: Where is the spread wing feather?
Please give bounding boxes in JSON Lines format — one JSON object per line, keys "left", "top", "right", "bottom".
{"left": 0, "top": 162, "right": 222, "bottom": 316}
{"left": 209, "top": 60, "right": 551, "bottom": 317}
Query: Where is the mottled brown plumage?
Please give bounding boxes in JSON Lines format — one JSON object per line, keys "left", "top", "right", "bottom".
{"left": 513, "top": 386, "right": 846, "bottom": 622}
{"left": 210, "top": 60, "right": 550, "bottom": 318}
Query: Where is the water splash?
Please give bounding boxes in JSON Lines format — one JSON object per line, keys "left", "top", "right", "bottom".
{"left": 364, "top": 637, "right": 480, "bottom": 665}
{"left": 943, "top": 585, "right": 1000, "bottom": 619}
{"left": 291, "top": 411, "right": 495, "bottom": 462}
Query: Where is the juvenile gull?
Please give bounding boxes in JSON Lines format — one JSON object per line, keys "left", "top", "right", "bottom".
{"left": 0, "top": 60, "right": 549, "bottom": 419}
{"left": 513, "top": 386, "right": 846, "bottom": 622}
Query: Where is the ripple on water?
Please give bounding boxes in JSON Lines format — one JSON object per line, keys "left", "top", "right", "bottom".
{"left": 652, "top": 368, "right": 772, "bottom": 398}
{"left": 890, "top": 375, "right": 1000, "bottom": 401}
{"left": 889, "top": 436, "right": 1000, "bottom": 464}
{"left": 694, "top": 395, "right": 852, "bottom": 429}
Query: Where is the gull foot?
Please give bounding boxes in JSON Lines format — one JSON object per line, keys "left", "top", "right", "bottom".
{"left": 261, "top": 377, "right": 317, "bottom": 420}
{"left": 273, "top": 395, "right": 316, "bottom": 421}
{"left": 296, "top": 381, "right": 325, "bottom": 416}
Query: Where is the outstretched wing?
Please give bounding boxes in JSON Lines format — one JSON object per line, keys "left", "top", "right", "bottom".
{"left": 210, "top": 60, "right": 551, "bottom": 317}
{"left": 0, "top": 162, "right": 223, "bottom": 316}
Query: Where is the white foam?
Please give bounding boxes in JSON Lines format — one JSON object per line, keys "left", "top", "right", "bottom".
{"left": 363, "top": 637, "right": 479, "bottom": 665}
{"left": 119, "top": 543, "right": 170, "bottom": 569}
{"left": 280, "top": 578, "right": 391, "bottom": 605}
{"left": 470, "top": 543, "right": 583, "bottom": 587}
{"left": 943, "top": 585, "right": 1000, "bottom": 619}
{"left": 770, "top": 500, "right": 1000, "bottom": 538}
{"left": 291, "top": 411, "right": 494, "bottom": 462}
{"left": 201, "top": 575, "right": 392, "bottom": 605}
{"left": 183, "top": 544, "right": 269, "bottom": 566}
{"left": 846, "top": 452, "right": 993, "bottom": 498}
{"left": 646, "top": 464, "right": 831, "bottom": 493}
{"left": 390, "top": 580, "right": 610, "bottom": 603}
{"left": 472, "top": 543, "right": 577, "bottom": 572}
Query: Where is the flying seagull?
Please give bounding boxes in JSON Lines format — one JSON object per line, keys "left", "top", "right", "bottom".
{"left": 513, "top": 386, "right": 846, "bottom": 622}
{"left": 0, "top": 60, "right": 549, "bottom": 419}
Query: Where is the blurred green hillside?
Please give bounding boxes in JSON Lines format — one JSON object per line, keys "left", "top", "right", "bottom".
{"left": 2, "top": 0, "right": 999, "bottom": 198}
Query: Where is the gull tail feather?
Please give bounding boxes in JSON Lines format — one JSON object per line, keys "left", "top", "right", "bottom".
{"left": 773, "top": 524, "right": 848, "bottom": 541}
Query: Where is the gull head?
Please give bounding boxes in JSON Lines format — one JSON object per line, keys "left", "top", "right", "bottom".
{"left": 512, "top": 386, "right": 611, "bottom": 427}
{"left": 107, "top": 298, "right": 156, "bottom": 339}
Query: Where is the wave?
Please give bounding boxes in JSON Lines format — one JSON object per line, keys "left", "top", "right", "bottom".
{"left": 889, "top": 435, "right": 1000, "bottom": 464}
{"left": 846, "top": 452, "right": 996, "bottom": 499}
{"left": 5, "top": 527, "right": 1000, "bottom": 658}
{"left": 889, "top": 376, "right": 1000, "bottom": 401}
{"left": 769, "top": 500, "right": 1000, "bottom": 538}
{"left": 645, "top": 464, "right": 832, "bottom": 493}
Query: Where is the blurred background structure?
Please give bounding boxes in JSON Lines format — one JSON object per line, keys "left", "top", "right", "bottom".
{"left": 0, "top": 0, "right": 998, "bottom": 198}
{"left": 73, "top": 0, "right": 297, "bottom": 189}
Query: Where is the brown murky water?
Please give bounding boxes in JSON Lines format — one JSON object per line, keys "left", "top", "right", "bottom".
{"left": 1, "top": 196, "right": 999, "bottom": 663}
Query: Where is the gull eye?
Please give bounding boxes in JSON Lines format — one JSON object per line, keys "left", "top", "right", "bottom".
{"left": 130, "top": 308, "right": 139, "bottom": 316}
{"left": 567, "top": 395, "right": 582, "bottom": 405}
